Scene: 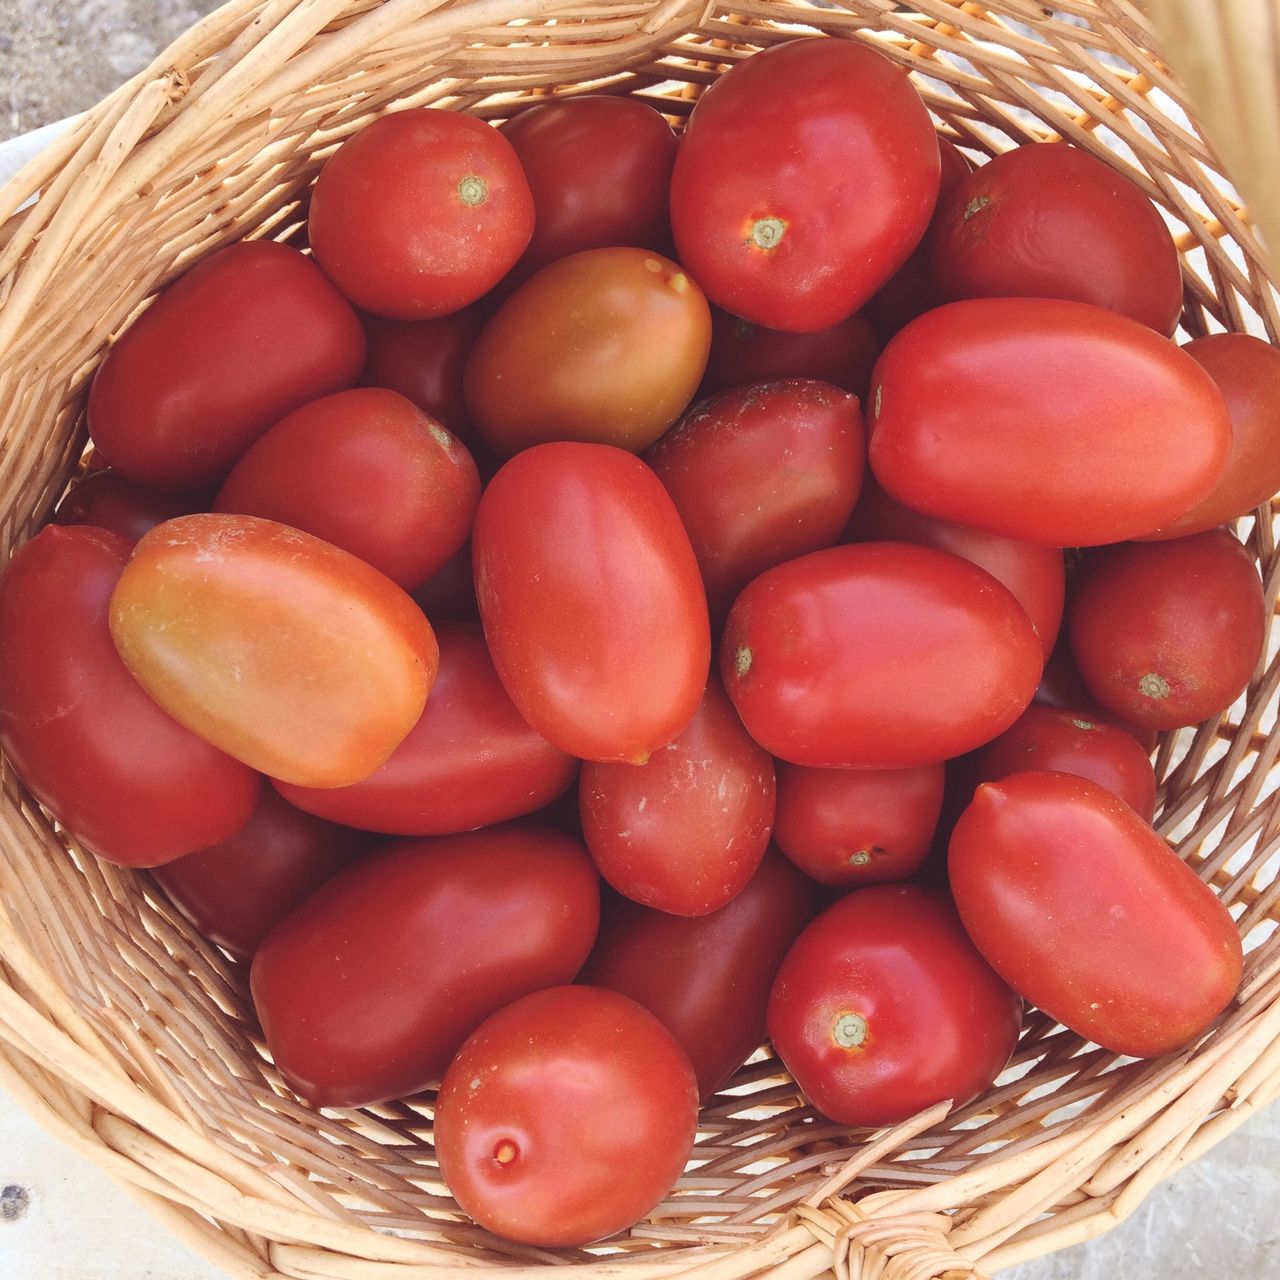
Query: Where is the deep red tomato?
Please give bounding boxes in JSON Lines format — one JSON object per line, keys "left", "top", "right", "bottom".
{"left": 926, "top": 142, "right": 1183, "bottom": 335}
{"left": 580, "top": 851, "right": 821, "bottom": 1099}
{"left": 213, "top": 388, "right": 480, "bottom": 591}
{"left": 645, "top": 380, "right": 865, "bottom": 620}
{"left": 88, "top": 241, "right": 365, "bottom": 490}
{"left": 1034, "top": 635, "right": 1159, "bottom": 754}
{"left": 773, "top": 762, "right": 945, "bottom": 887}
{"left": 110, "top": 514, "right": 439, "bottom": 787}
{"left": 473, "top": 444, "right": 710, "bottom": 764}
{"left": 276, "top": 621, "right": 577, "bottom": 835}
{"left": 54, "top": 470, "right": 209, "bottom": 542}
{"left": 1068, "top": 530, "right": 1265, "bottom": 730}
{"left": 412, "top": 542, "right": 478, "bottom": 621}
{"left": 869, "top": 299, "right": 1230, "bottom": 545}
{"left": 768, "top": 885, "right": 1022, "bottom": 1126}
{"left": 950, "top": 772, "right": 1242, "bottom": 1056}
{"left": 579, "top": 679, "right": 775, "bottom": 916}
{"left": 308, "top": 109, "right": 533, "bottom": 318}
{"left": 0, "top": 527, "right": 259, "bottom": 866}
{"left": 251, "top": 825, "right": 600, "bottom": 1107}
{"left": 721, "top": 543, "right": 1042, "bottom": 768}
{"left": 670, "top": 37, "right": 940, "bottom": 332}
{"left": 153, "top": 788, "right": 371, "bottom": 959}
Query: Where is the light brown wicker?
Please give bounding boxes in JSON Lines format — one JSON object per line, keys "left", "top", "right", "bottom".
{"left": 0, "top": 2, "right": 1277, "bottom": 1277}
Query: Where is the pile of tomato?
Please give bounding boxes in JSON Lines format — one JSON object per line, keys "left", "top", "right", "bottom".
{"left": 0, "top": 33, "right": 1271, "bottom": 1248}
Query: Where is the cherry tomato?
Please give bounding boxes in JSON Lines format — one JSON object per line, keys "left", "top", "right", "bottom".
{"left": 768, "top": 885, "right": 1021, "bottom": 1127}
{"left": 214, "top": 388, "right": 480, "bottom": 591}
{"left": 1068, "top": 530, "right": 1265, "bottom": 730}
{"left": 464, "top": 248, "right": 711, "bottom": 456}
{"left": 251, "top": 825, "right": 600, "bottom": 1107}
{"left": 308, "top": 109, "right": 533, "bottom": 319}
{"left": 54, "top": 470, "right": 209, "bottom": 542}
{"left": 0, "top": 527, "right": 259, "bottom": 866}
{"left": 670, "top": 37, "right": 939, "bottom": 332}
{"left": 88, "top": 242, "right": 365, "bottom": 490}
{"left": 721, "top": 543, "right": 1042, "bottom": 768}
{"left": 580, "top": 680, "right": 775, "bottom": 916}
{"left": 275, "top": 621, "right": 576, "bottom": 835}
{"left": 949, "top": 772, "right": 1242, "bottom": 1056}
{"left": 109, "top": 514, "right": 439, "bottom": 787}
{"left": 646, "top": 380, "right": 864, "bottom": 620}
{"left": 474, "top": 444, "right": 710, "bottom": 764}
{"left": 868, "top": 298, "right": 1231, "bottom": 545}
{"left": 1034, "top": 635, "right": 1159, "bottom": 754}
{"left": 434, "top": 985, "right": 697, "bottom": 1246}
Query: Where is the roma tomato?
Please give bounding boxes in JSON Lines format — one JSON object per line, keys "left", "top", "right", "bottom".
{"left": 435, "top": 986, "right": 697, "bottom": 1247}
{"left": 412, "top": 543, "right": 478, "bottom": 621}
{"left": 1034, "top": 636, "right": 1159, "bottom": 754}
{"left": 671, "top": 37, "right": 939, "bottom": 332}
{"left": 721, "top": 543, "right": 1042, "bottom": 768}
{"left": 646, "top": 380, "right": 865, "bottom": 620}
{"left": 768, "top": 885, "right": 1022, "bottom": 1127}
{"left": 0, "top": 527, "right": 259, "bottom": 866}
{"left": 579, "top": 680, "right": 775, "bottom": 916}
{"left": 109, "top": 514, "right": 439, "bottom": 787}
{"left": 465, "top": 248, "right": 711, "bottom": 456}
{"left": 773, "top": 762, "right": 945, "bottom": 887}
{"left": 251, "top": 825, "right": 600, "bottom": 1107}
{"left": 88, "top": 241, "right": 365, "bottom": 490}
{"left": 869, "top": 299, "right": 1230, "bottom": 545}
{"left": 54, "top": 470, "right": 209, "bottom": 542}
{"left": 276, "top": 621, "right": 577, "bottom": 835}
{"left": 580, "top": 851, "right": 821, "bottom": 1098}
{"left": 308, "top": 109, "right": 533, "bottom": 318}
{"left": 214, "top": 388, "right": 480, "bottom": 591}
{"left": 950, "top": 772, "right": 1242, "bottom": 1056}
{"left": 1068, "top": 530, "right": 1265, "bottom": 730}
{"left": 474, "top": 444, "right": 710, "bottom": 764}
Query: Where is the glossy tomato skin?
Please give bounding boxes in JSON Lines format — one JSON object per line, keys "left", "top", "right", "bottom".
{"left": 768, "top": 885, "right": 1022, "bottom": 1127}
{"left": 214, "top": 388, "right": 480, "bottom": 591}
{"left": 1034, "top": 636, "right": 1159, "bottom": 754}
{"left": 54, "top": 470, "right": 209, "bottom": 542}
{"left": 773, "top": 762, "right": 945, "bottom": 887}
{"left": 0, "top": 527, "right": 259, "bottom": 866}
{"left": 465, "top": 248, "right": 711, "bottom": 456}
{"left": 309, "top": 110, "right": 533, "bottom": 319}
{"left": 579, "top": 680, "right": 775, "bottom": 916}
{"left": 435, "top": 986, "right": 697, "bottom": 1247}
{"left": 109, "top": 514, "right": 439, "bottom": 787}
{"left": 721, "top": 543, "right": 1042, "bottom": 768}
{"left": 1068, "top": 530, "right": 1265, "bottom": 730}
{"left": 275, "top": 621, "right": 577, "bottom": 835}
{"left": 646, "top": 380, "right": 865, "bottom": 620}
{"left": 251, "top": 826, "right": 600, "bottom": 1107}
{"left": 868, "top": 298, "right": 1231, "bottom": 545}
{"left": 88, "top": 242, "right": 365, "bottom": 491}
{"left": 670, "top": 37, "right": 940, "bottom": 332}
{"left": 949, "top": 772, "right": 1242, "bottom": 1056}
{"left": 474, "top": 444, "right": 710, "bottom": 764}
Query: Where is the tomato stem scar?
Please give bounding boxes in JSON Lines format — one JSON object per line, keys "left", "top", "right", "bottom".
{"left": 849, "top": 851, "right": 872, "bottom": 866}
{"left": 751, "top": 217, "right": 786, "bottom": 250}
{"left": 734, "top": 646, "right": 753, "bottom": 678}
{"left": 458, "top": 175, "right": 488, "bottom": 206}
{"left": 873, "top": 385, "right": 882, "bottom": 418}
{"left": 494, "top": 1139, "right": 519, "bottom": 1165}
{"left": 1139, "top": 672, "right": 1171, "bottom": 700}
{"left": 1072, "top": 718, "right": 1097, "bottom": 731}
{"left": 963, "top": 194, "right": 990, "bottom": 221}
{"left": 832, "top": 1011, "right": 868, "bottom": 1049}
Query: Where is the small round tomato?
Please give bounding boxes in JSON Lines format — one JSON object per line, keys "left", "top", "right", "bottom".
{"left": 1068, "top": 530, "right": 1265, "bottom": 730}
{"left": 435, "top": 985, "right": 697, "bottom": 1247}
{"left": 54, "top": 470, "right": 209, "bottom": 542}
{"left": 309, "top": 109, "right": 533, "bottom": 319}
{"left": 950, "top": 772, "right": 1242, "bottom": 1057}
{"left": 1034, "top": 636, "right": 1159, "bottom": 754}
{"left": 465, "top": 248, "right": 711, "bottom": 456}
{"left": 773, "top": 762, "right": 945, "bottom": 887}
{"left": 768, "top": 885, "right": 1021, "bottom": 1127}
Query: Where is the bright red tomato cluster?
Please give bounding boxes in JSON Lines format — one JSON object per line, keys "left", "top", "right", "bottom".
{"left": 6, "top": 33, "right": 1264, "bottom": 1251}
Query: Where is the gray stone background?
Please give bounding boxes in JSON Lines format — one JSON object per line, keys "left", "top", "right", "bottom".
{"left": 0, "top": 1, "right": 1275, "bottom": 1277}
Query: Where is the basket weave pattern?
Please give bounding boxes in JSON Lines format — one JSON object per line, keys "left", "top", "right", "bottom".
{"left": 0, "top": 2, "right": 1278, "bottom": 1278}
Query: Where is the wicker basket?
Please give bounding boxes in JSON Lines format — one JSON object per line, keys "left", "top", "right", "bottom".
{"left": 1, "top": 1, "right": 1278, "bottom": 1276}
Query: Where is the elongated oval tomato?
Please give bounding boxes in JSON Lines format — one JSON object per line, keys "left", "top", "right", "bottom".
{"left": 949, "top": 772, "right": 1242, "bottom": 1057}
{"left": 54, "top": 470, "right": 209, "bottom": 542}
{"left": 0, "top": 527, "right": 259, "bottom": 866}
{"left": 1034, "top": 635, "right": 1159, "bottom": 754}
{"left": 670, "top": 37, "right": 939, "bottom": 332}
{"left": 721, "top": 543, "right": 1042, "bottom": 768}
{"left": 251, "top": 825, "right": 600, "bottom": 1107}
{"left": 88, "top": 241, "right": 365, "bottom": 490}
{"left": 276, "top": 621, "right": 576, "bottom": 834}
{"left": 868, "top": 298, "right": 1231, "bottom": 545}
{"left": 109, "top": 514, "right": 439, "bottom": 787}
{"left": 474, "top": 444, "right": 710, "bottom": 763}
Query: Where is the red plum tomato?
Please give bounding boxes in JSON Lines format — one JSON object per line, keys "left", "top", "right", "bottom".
{"left": 54, "top": 470, "right": 209, "bottom": 542}
{"left": 1034, "top": 635, "right": 1159, "bottom": 754}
